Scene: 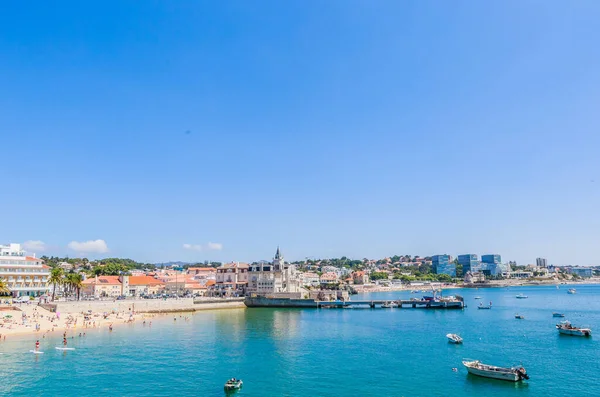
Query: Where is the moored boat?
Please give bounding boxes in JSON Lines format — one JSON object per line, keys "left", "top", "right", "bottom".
{"left": 462, "top": 360, "right": 529, "bottom": 382}
{"left": 556, "top": 321, "right": 591, "bottom": 337}
{"left": 515, "top": 314, "right": 525, "bottom": 319}
{"left": 224, "top": 378, "right": 243, "bottom": 391}
{"left": 474, "top": 296, "right": 482, "bottom": 300}
{"left": 515, "top": 294, "right": 528, "bottom": 299}
{"left": 567, "top": 288, "right": 576, "bottom": 294}
{"left": 552, "top": 312, "right": 565, "bottom": 318}
{"left": 381, "top": 301, "right": 398, "bottom": 308}
{"left": 446, "top": 333, "right": 463, "bottom": 344}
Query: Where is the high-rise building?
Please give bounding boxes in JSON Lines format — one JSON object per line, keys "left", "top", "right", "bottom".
{"left": 432, "top": 254, "right": 455, "bottom": 277}
{"left": 482, "top": 254, "right": 503, "bottom": 276}
{"left": 536, "top": 258, "right": 547, "bottom": 268}
{"left": 458, "top": 254, "right": 481, "bottom": 274}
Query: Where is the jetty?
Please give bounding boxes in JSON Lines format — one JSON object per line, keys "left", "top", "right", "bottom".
{"left": 317, "top": 297, "right": 464, "bottom": 309}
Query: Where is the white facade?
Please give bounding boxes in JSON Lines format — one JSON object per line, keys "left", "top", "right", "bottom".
{"left": 0, "top": 243, "right": 50, "bottom": 297}
{"left": 247, "top": 248, "right": 301, "bottom": 294}
{"left": 299, "top": 272, "right": 320, "bottom": 287}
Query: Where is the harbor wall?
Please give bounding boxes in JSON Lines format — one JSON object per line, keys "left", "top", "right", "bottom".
{"left": 42, "top": 298, "right": 245, "bottom": 314}
{"left": 244, "top": 296, "right": 318, "bottom": 308}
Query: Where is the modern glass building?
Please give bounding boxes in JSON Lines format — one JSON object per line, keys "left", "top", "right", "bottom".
{"left": 458, "top": 254, "right": 481, "bottom": 274}
{"left": 481, "top": 254, "right": 502, "bottom": 276}
{"left": 432, "top": 254, "right": 455, "bottom": 277}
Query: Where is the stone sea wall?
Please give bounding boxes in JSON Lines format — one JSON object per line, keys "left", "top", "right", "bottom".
{"left": 42, "top": 297, "right": 245, "bottom": 313}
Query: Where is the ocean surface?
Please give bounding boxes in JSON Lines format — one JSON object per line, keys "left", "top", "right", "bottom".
{"left": 1, "top": 285, "right": 599, "bottom": 397}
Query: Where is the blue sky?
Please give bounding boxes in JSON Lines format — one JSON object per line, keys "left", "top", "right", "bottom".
{"left": 1, "top": 1, "right": 599, "bottom": 265}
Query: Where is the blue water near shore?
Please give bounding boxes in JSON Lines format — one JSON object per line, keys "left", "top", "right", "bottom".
{"left": 1, "top": 285, "right": 599, "bottom": 396}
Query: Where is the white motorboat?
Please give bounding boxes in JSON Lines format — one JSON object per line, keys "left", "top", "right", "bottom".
{"left": 474, "top": 296, "right": 482, "bottom": 300}
{"left": 462, "top": 360, "right": 529, "bottom": 382}
{"left": 381, "top": 301, "right": 398, "bottom": 308}
{"left": 515, "top": 314, "right": 525, "bottom": 319}
{"left": 567, "top": 288, "right": 576, "bottom": 294}
{"left": 446, "top": 333, "right": 463, "bottom": 344}
{"left": 556, "top": 321, "right": 591, "bottom": 337}
{"left": 515, "top": 294, "right": 528, "bottom": 299}
{"left": 224, "top": 378, "right": 243, "bottom": 391}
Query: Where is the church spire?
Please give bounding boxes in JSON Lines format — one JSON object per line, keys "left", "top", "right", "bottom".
{"left": 275, "top": 246, "right": 281, "bottom": 259}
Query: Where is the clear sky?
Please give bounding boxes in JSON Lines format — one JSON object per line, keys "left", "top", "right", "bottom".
{"left": 1, "top": 1, "right": 599, "bottom": 265}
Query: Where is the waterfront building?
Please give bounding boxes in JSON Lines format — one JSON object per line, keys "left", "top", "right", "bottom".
{"left": 458, "top": 254, "right": 481, "bottom": 274}
{"left": 569, "top": 267, "right": 593, "bottom": 278}
{"left": 506, "top": 271, "right": 534, "bottom": 279}
{"left": 247, "top": 248, "right": 301, "bottom": 295}
{"left": 464, "top": 271, "right": 485, "bottom": 283}
{"left": 299, "top": 272, "right": 320, "bottom": 288}
{"left": 186, "top": 267, "right": 216, "bottom": 281}
{"left": 481, "top": 254, "right": 502, "bottom": 276}
{"left": 320, "top": 272, "right": 338, "bottom": 286}
{"left": 0, "top": 243, "right": 50, "bottom": 297}
{"left": 352, "top": 271, "right": 369, "bottom": 284}
{"left": 82, "top": 276, "right": 122, "bottom": 298}
{"left": 82, "top": 275, "right": 165, "bottom": 298}
{"left": 536, "top": 257, "right": 548, "bottom": 267}
{"left": 213, "top": 262, "right": 249, "bottom": 297}
{"left": 127, "top": 276, "right": 165, "bottom": 296}
{"left": 431, "top": 254, "right": 455, "bottom": 277}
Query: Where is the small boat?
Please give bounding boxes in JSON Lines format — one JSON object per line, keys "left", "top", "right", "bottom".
{"left": 447, "top": 333, "right": 463, "bottom": 344}
{"left": 553, "top": 312, "right": 565, "bottom": 318}
{"left": 462, "top": 360, "right": 529, "bottom": 382}
{"left": 381, "top": 301, "right": 398, "bottom": 308}
{"left": 474, "top": 296, "right": 482, "bottom": 300}
{"left": 556, "top": 321, "right": 591, "bottom": 337}
{"left": 224, "top": 378, "right": 243, "bottom": 391}
{"left": 515, "top": 314, "right": 525, "bottom": 319}
{"left": 515, "top": 294, "right": 528, "bottom": 299}
{"left": 567, "top": 288, "right": 576, "bottom": 294}
{"left": 477, "top": 305, "right": 492, "bottom": 310}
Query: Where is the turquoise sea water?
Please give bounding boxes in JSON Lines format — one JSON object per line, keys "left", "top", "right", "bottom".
{"left": 1, "top": 285, "right": 599, "bottom": 396}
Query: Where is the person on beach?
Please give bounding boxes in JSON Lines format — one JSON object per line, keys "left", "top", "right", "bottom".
{"left": 109, "top": 324, "right": 113, "bottom": 332}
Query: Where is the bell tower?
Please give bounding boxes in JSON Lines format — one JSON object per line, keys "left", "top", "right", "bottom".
{"left": 273, "top": 246, "right": 284, "bottom": 271}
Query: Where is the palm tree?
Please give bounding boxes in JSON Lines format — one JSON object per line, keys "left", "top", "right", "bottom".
{"left": 68, "top": 273, "right": 83, "bottom": 300}
{"left": 49, "top": 267, "right": 64, "bottom": 301}
{"left": 0, "top": 277, "right": 10, "bottom": 296}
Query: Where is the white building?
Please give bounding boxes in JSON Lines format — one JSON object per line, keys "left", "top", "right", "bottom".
{"left": 212, "top": 262, "right": 248, "bottom": 297}
{"left": 0, "top": 243, "right": 50, "bottom": 297}
{"left": 299, "top": 272, "right": 320, "bottom": 288}
{"left": 247, "top": 247, "right": 301, "bottom": 294}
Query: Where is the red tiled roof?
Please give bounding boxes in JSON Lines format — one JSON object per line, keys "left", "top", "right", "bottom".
{"left": 129, "top": 276, "right": 164, "bottom": 286}
{"left": 82, "top": 276, "right": 121, "bottom": 285}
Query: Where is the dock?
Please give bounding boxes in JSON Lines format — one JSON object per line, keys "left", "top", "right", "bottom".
{"left": 316, "top": 297, "right": 464, "bottom": 309}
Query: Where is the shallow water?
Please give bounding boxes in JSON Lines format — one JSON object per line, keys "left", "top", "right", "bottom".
{"left": 0, "top": 285, "right": 598, "bottom": 396}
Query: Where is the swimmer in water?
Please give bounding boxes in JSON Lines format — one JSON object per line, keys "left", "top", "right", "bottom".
{"left": 63, "top": 337, "right": 67, "bottom": 346}
{"left": 35, "top": 340, "right": 40, "bottom": 350}
{"left": 109, "top": 324, "right": 113, "bottom": 332}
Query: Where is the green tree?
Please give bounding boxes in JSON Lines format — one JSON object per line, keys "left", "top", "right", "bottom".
{"left": 370, "top": 272, "right": 389, "bottom": 281}
{"left": 49, "top": 267, "right": 64, "bottom": 301}
{"left": 436, "top": 274, "right": 452, "bottom": 282}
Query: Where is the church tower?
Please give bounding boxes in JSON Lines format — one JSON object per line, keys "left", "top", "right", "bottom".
{"left": 273, "top": 246, "right": 284, "bottom": 271}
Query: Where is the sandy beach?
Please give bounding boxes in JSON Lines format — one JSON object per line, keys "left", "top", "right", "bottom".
{"left": 0, "top": 298, "right": 245, "bottom": 342}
